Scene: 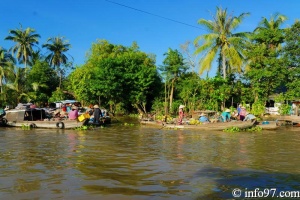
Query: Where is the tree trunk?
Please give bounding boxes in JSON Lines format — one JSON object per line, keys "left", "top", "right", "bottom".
{"left": 0, "top": 76, "right": 2, "bottom": 93}
{"left": 169, "top": 79, "right": 175, "bottom": 111}
{"left": 222, "top": 52, "right": 226, "bottom": 79}
{"left": 164, "top": 80, "right": 168, "bottom": 117}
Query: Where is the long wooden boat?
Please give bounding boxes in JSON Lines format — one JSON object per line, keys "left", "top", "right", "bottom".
{"left": 141, "top": 120, "right": 255, "bottom": 131}
{"left": 3, "top": 108, "right": 89, "bottom": 129}
{"left": 255, "top": 121, "right": 279, "bottom": 130}
{"left": 277, "top": 115, "right": 300, "bottom": 124}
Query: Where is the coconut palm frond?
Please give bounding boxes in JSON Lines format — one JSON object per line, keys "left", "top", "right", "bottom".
{"left": 230, "top": 12, "right": 250, "bottom": 31}
{"left": 199, "top": 46, "right": 218, "bottom": 75}
{"left": 197, "top": 19, "right": 215, "bottom": 32}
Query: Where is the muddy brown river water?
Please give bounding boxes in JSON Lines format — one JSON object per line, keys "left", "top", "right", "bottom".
{"left": 0, "top": 123, "right": 300, "bottom": 199}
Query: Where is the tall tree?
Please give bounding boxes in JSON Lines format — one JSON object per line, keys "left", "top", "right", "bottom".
{"left": 254, "top": 13, "right": 287, "bottom": 50}
{"left": 160, "top": 48, "right": 188, "bottom": 112}
{"left": 283, "top": 21, "right": 300, "bottom": 100}
{"left": 194, "top": 7, "right": 250, "bottom": 79}
{"left": 42, "top": 36, "right": 72, "bottom": 88}
{"left": 5, "top": 25, "right": 40, "bottom": 72}
{"left": 0, "top": 47, "right": 15, "bottom": 93}
{"left": 244, "top": 13, "right": 287, "bottom": 102}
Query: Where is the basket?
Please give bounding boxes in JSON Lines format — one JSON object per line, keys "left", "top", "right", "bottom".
{"left": 78, "top": 113, "right": 90, "bottom": 122}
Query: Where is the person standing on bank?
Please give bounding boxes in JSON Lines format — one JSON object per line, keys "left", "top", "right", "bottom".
{"left": 178, "top": 105, "right": 185, "bottom": 125}
{"left": 93, "top": 105, "right": 102, "bottom": 124}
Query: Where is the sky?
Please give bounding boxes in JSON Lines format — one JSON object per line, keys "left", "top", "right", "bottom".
{"left": 1, "top": 0, "right": 299, "bottom": 76}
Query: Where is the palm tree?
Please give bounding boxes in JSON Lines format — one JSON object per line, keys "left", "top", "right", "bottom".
{"left": 0, "top": 47, "right": 15, "bottom": 93}
{"left": 6, "top": 67, "right": 28, "bottom": 103}
{"left": 42, "top": 36, "right": 72, "bottom": 88}
{"left": 254, "top": 13, "right": 287, "bottom": 50}
{"left": 5, "top": 25, "right": 40, "bottom": 73}
{"left": 194, "top": 7, "right": 250, "bottom": 79}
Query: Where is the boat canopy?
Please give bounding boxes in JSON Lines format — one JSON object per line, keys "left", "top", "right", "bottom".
{"left": 6, "top": 109, "right": 46, "bottom": 122}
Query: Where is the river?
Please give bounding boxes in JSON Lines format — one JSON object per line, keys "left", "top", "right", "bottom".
{"left": 0, "top": 123, "right": 300, "bottom": 199}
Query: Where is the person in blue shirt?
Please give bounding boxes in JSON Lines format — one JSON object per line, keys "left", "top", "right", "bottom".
{"left": 221, "top": 109, "right": 231, "bottom": 122}
{"left": 0, "top": 104, "right": 5, "bottom": 118}
{"left": 199, "top": 113, "right": 209, "bottom": 123}
{"left": 243, "top": 113, "right": 256, "bottom": 122}
{"left": 237, "top": 104, "right": 241, "bottom": 115}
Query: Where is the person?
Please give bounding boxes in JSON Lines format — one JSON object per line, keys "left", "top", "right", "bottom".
{"left": 237, "top": 104, "right": 242, "bottom": 120}
{"left": 0, "top": 105, "right": 6, "bottom": 118}
{"left": 239, "top": 106, "right": 247, "bottom": 121}
{"left": 178, "top": 105, "right": 185, "bottom": 125}
{"left": 93, "top": 105, "right": 102, "bottom": 124}
{"left": 199, "top": 113, "right": 209, "bottom": 123}
{"left": 237, "top": 104, "right": 242, "bottom": 115}
{"left": 221, "top": 109, "right": 231, "bottom": 122}
{"left": 243, "top": 113, "right": 256, "bottom": 122}
{"left": 231, "top": 110, "right": 239, "bottom": 120}
{"left": 62, "top": 104, "right": 67, "bottom": 112}
{"left": 53, "top": 110, "right": 63, "bottom": 120}
{"left": 68, "top": 105, "right": 79, "bottom": 120}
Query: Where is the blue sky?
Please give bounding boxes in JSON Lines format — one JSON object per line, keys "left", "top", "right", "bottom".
{"left": 1, "top": 0, "right": 299, "bottom": 76}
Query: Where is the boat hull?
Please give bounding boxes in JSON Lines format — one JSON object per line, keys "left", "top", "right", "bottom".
{"left": 141, "top": 120, "right": 255, "bottom": 131}
{"left": 256, "top": 121, "right": 279, "bottom": 130}
{"left": 5, "top": 119, "right": 89, "bottom": 129}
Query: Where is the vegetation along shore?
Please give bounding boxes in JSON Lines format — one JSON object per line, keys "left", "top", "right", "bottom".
{"left": 0, "top": 8, "right": 299, "bottom": 120}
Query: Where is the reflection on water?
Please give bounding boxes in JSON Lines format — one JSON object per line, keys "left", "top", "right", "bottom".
{"left": 0, "top": 125, "right": 300, "bottom": 199}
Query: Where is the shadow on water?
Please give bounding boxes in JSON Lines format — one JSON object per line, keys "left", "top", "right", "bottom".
{"left": 192, "top": 166, "right": 300, "bottom": 200}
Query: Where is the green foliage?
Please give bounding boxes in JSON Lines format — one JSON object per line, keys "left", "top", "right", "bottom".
{"left": 68, "top": 40, "right": 161, "bottom": 114}
{"left": 244, "top": 42, "right": 287, "bottom": 102}
{"left": 49, "top": 87, "right": 67, "bottom": 102}
{"left": 251, "top": 101, "right": 265, "bottom": 116}
{"left": 124, "top": 122, "right": 134, "bottom": 126}
{"left": 42, "top": 36, "right": 72, "bottom": 88}
{"left": 223, "top": 126, "right": 240, "bottom": 132}
{"left": 160, "top": 48, "right": 188, "bottom": 114}
{"left": 283, "top": 21, "right": 300, "bottom": 100}
{"left": 151, "top": 98, "right": 165, "bottom": 115}
{"left": 278, "top": 104, "right": 291, "bottom": 115}
{"left": 5, "top": 25, "right": 40, "bottom": 67}
{"left": 246, "top": 126, "right": 262, "bottom": 132}
{"left": 194, "top": 7, "right": 250, "bottom": 78}
{"left": 274, "top": 93, "right": 291, "bottom": 115}
{"left": 26, "top": 61, "right": 59, "bottom": 103}
{"left": 223, "top": 125, "right": 262, "bottom": 132}
{"left": 21, "top": 124, "right": 31, "bottom": 130}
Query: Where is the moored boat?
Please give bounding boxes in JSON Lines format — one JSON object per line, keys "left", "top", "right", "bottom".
{"left": 141, "top": 120, "right": 255, "bottom": 131}
{"left": 277, "top": 115, "right": 300, "bottom": 125}
{"left": 255, "top": 121, "right": 279, "bottom": 130}
{"left": 3, "top": 108, "right": 89, "bottom": 129}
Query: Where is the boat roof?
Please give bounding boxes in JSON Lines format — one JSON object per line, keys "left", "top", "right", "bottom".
{"left": 6, "top": 108, "right": 45, "bottom": 112}
{"left": 56, "top": 100, "right": 79, "bottom": 104}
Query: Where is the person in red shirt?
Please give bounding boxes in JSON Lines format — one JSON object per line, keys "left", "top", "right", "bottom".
{"left": 178, "top": 105, "right": 185, "bottom": 125}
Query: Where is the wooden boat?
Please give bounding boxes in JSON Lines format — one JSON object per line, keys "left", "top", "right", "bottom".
{"left": 3, "top": 108, "right": 89, "bottom": 129}
{"left": 141, "top": 120, "right": 255, "bottom": 131}
{"left": 255, "top": 121, "right": 279, "bottom": 130}
{"left": 277, "top": 115, "right": 300, "bottom": 124}
{"left": 87, "top": 116, "right": 112, "bottom": 126}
